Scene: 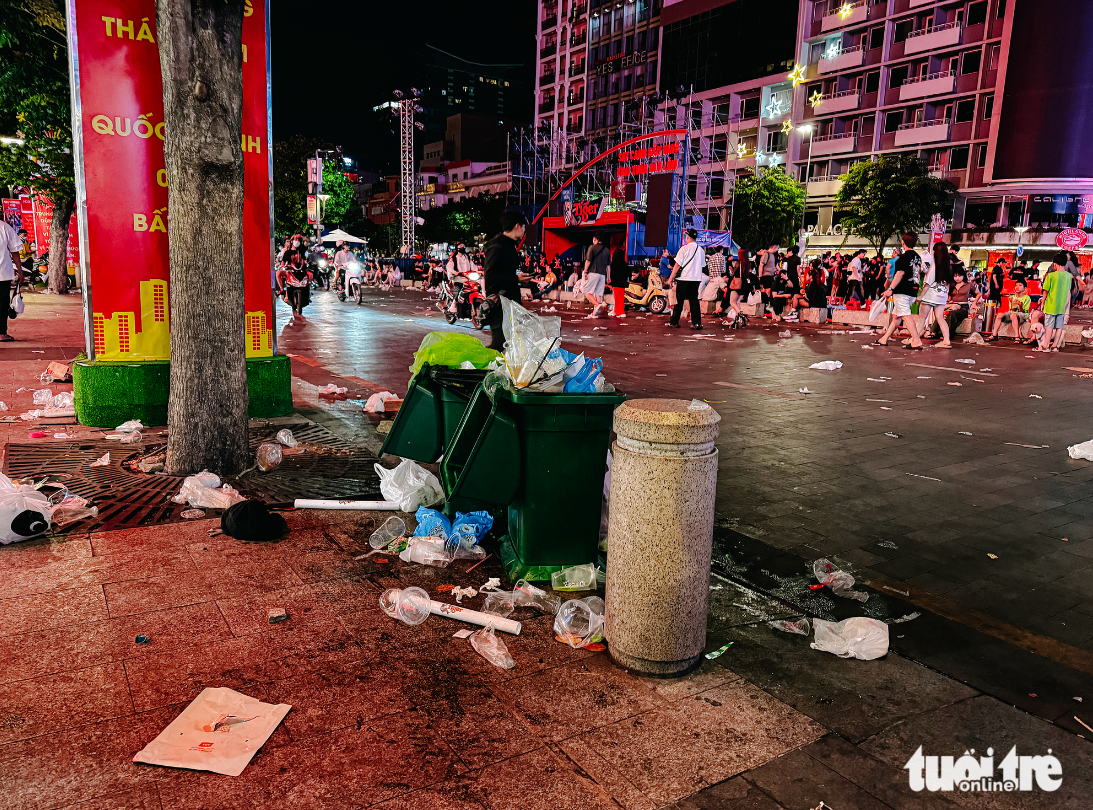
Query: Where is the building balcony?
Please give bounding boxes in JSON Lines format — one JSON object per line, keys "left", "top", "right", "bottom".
{"left": 540, "top": 44, "right": 557, "bottom": 58}
{"left": 818, "top": 44, "right": 864, "bottom": 74}
{"left": 539, "top": 72, "right": 556, "bottom": 87}
{"left": 567, "top": 121, "right": 583, "bottom": 133}
{"left": 909, "top": 0, "right": 935, "bottom": 6}
{"left": 570, "top": 33, "right": 587, "bottom": 47}
{"left": 900, "top": 70, "right": 956, "bottom": 101}
{"left": 821, "top": 1, "right": 867, "bottom": 33}
{"left": 930, "top": 169, "right": 965, "bottom": 188}
{"left": 539, "top": 100, "right": 556, "bottom": 114}
{"left": 808, "top": 132, "right": 858, "bottom": 157}
{"left": 566, "top": 92, "right": 585, "bottom": 106}
{"left": 569, "top": 64, "right": 586, "bottom": 77}
{"left": 894, "top": 118, "right": 950, "bottom": 146}
{"left": 904, "top": 21, "right": 961, "bottom": 55}
{"left": 542, "top": 15, "right": 557, "bottom": 30}
{"left": 814, "top": 89, "right": 860, "bottom": 114}
{"left": 807, "top": 175, "right": 844, "bottom": 197}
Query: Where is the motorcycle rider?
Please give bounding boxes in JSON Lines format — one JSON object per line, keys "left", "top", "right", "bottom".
{"left": 483, "top": 210, "right": 530, "bottom": 350}
{"left": 444, "top": 243, "right": 476, "bottom": 313}
{"left": 334, "top": 242, "right": 358, "bottom": 297}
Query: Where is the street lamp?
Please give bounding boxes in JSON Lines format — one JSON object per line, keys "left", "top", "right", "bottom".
{"left": 798, "top": 124, "right": 815, "bottom": 238}
{"left": 1013, "top": 224, "right": 1030, "bottom": 259}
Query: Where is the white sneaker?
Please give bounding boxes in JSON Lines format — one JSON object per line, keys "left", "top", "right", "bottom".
{"left": 618, "top": 313, "right": 627, "bottom": 318}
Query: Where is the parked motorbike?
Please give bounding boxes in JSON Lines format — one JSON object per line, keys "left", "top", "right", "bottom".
{"left": 436, "top": 270, "right": 491, "bottom": 329}
{"left": 623, "top": 275, "right": 668, "bottom": 314}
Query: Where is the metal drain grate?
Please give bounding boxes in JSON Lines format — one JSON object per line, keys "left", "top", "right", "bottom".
{"left": 3, "top": 421, "right": 381, "bottom": 533}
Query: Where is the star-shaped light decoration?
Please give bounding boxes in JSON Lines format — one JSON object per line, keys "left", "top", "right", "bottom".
{"left": 781, "top": 120, "right": 793, "bottom": 135}
{"left": 754, "top": 150, "right": 765, "bottom": 164}
{"left": 765, "top": 97, "right": 785, "bottom": 119}
{"left": 787, "top": 63, "right": 806, "bottom": 87}
{"left": 809, "top": 91, "right": 824, "bottom": 108}
{"left": 838, "top": 2, "right": 853, "bottom": 19}
{"left": 736, "top": 141, "right": 749, "bottom": 159}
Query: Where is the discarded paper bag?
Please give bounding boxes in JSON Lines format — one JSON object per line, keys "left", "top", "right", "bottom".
{"left": 133, "top": 687, "right": 290, "bottom": 776}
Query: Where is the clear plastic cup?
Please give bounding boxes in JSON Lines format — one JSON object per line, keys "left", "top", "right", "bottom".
{"left": 379, "top": 588, "right": 401, "bottom": 619}
{"left": 396, "top": 586, "right": 431, "bottom": 625}
{"left": 551, "top": 563, "right": 597, "bottom": 592}
{"left": 370, "top": 516, "right": 406, "bottom": 549}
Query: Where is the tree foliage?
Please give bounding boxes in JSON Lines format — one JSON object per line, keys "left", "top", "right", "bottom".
{"left": 272, "top": 136, "right": 369, "bottom": 239}
{"left": 836, "top": 154, "right": 956, "bottom": 256}
{"left": 419, "top": 192, "right": 507, "bottom": 247}
{"left": 731, "top": 166, "right": 806, "bottom": 252}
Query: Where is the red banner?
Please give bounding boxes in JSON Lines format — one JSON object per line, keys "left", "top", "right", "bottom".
{"left": 1, "top": 200, "right": 21, "bottom": 232}
{"left": 70, "top": 0, "right": 273, "bottom": 360}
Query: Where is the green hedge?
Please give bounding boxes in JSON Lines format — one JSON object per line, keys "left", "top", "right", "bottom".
{"left": 73, "top": 355, "right": 293, "bottom": 427}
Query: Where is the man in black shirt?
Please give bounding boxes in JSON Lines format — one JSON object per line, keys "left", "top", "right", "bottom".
{"left": 876, "top": 232, "right": 924, "bottom": 349}
{"left": 482, "top": 209, "right": 530, "bottom": 350}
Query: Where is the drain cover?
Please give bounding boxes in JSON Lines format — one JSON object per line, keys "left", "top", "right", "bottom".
{"left": 3, "top": 422, "right": 381, "bottom": 533}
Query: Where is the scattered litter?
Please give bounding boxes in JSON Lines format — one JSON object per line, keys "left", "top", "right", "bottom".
{"left": 1076, "top": 716, "right": 1093, "bottom": 735}
{"left": 513, "top": 579, "right": 562, "bottom": 614}
{"left": 482, "top": 592, "right": 515, "bottom": 618}
{"left": 172, "top": 471, "right": 245, "bottom": 510}
{"left": 809, "top": 361, "right": 843, "bottom": 370}
{"left": 275, "top": 429, "right": 298, "bottom": 447}
{"left": 1067, "top": 440, "right": 1093, "bottom": 461}
{"left": 798, "top": 388, "right": 813, "bottom": 394}
{"left": 133, "top": 687, "right": 291, "bottom": 776}
{"left": 958, "top": 431, "right": 973, "bottom": 436}
{"left": 916, "top": 395, "right": 926, "bottom": 399}
{"left": 1076, "top": 697, "right": 1084, "bottom": 703}
{"left": 705, "top": 642, "right": 733, "bottom": 660}
{"left": 551, "top": 563, "right": 597, "bottom": 592}
{"left": 778, "top": 330, "right": 792, "bottom": 338}
{"left": 364, "top": 391, "right": 398, "bottom": 414}
{"left": 31, "top": 389, "right": 52, "bottom": 406}
{"left": 770, "top": 618, "right": 811, "bottom": 636}
{"left": 321, "top": 383, "right": 348, "bottom": 395}
{"left": 135, "top": 634, "right": 150, "bottom": 644}
{"left": 810, "top": 617, "right": 889, "bottom": 660}
{"left": 452, "top": 586, "right": 477, "bottom": 603}
{"left": 655, "top": 373, "right": 667, "bottom": 376}
{"left": 917, "top": 376, "right": 931, "bottom": 379}
{"left": 453, "top": 628, "right": 474, "bottom": 639}
{"left": 255, "top": 443, "right": 282, "bottom": 472}
{"left": 963, "top": 333, "right": 986, "bottom": 345}
{"left": 52, "top": 433, "right": 74, "bottom": 439}
{"left": 988, "top": 553, "right": 999, "bottom": 559}
{"left": 905, "top": 473, "right": 941, "bottom": 481}
{"left": 877, "top": 541, "right": 898, "bottom": 549}
{"left": 884, "top": 432, "right": 901, "bottom": 438}
{"left": 866, "top": 399, "right": 891, "bottom": 402}
{"left": 554, "top": 598, "right": 605, "bottom": 649}
{"left": 880, "top": 407, "right": 892, "bottom": 410}
{"left": 808, "top": 584, "right": 824, "bottom": 590}
{"left": 180, "top": 509, "right": 205, "bottom": 520}
{"left": 867, "top": 378, "right": 887, "bottom": 382}
{"left": 882, "top": 585, "right": 910, "bottom": 596}
{"left": 947, "top": 382, "right": 962, "bottom": 386}
{"left": 479, "top": 577, "right": 503, "bottom": 593}
{"left": 955, "top": 358, "right": 975, "bottom": 364}
{"left": 375, "top": 458, "right": 444, "bottom": 511}
{"left": 268, "top": 608, "right": 289, "bottom": 624}
{"left": 120, "top": 430, "right": 142, "bottom": 445}
{"left": 369, "top": 515, "right": 407, "bottom": 550}
{"left": 888, "top": 612, "right": 920, "bottom": 624}
{"left": 470, "top": 625, "right": 515, "bottom": 669}
{"left": 116, "top": 419, "right": 143, "bottom": 434}
{"left": 27, "top": 431, "right": 45, "bottom": 439}
{"left": 813, "top": 558, "right": 869, "bottom": 602}
{"left": 1029, "top": 394, "right": 1042, "bottom": 399}
{"left": 687, "top": 399, "right": 710, "bottom": 410}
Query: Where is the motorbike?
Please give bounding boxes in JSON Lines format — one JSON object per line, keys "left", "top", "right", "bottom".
{"left": 335, "top": 261, "right": 364, "bottom": 304}
{"left": 623, "top": 274, "right": 668, "bottom": 314}
{"left": 311, "top": 256, "right": 332, "bottom": 291}
{"left": 25, "top": 253, "right": 74, "bottom": 290}
{"left": 436, "top": 270, "right": 492, "bottom": 329}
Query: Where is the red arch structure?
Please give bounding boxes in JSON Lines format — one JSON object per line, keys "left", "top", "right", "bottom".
{"left": 530, "top": 128, "right": 687, "bottom": 226}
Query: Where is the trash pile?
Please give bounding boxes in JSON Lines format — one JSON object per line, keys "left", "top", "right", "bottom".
{"left": 172, "top": 471, "right": 246, "bottom": 510}
{"left": 20, "top": 389, "right": 76, "bottom": 420}
{"left": 0, "top": 472, "right": 99, "bottom": 544}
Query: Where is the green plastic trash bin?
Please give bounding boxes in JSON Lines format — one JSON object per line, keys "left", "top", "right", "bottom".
{"left": 379, "top": 363, "right": 489, "bottom": 463}
{"left": 441, "top": 383, "right": 625, "bottom": 581}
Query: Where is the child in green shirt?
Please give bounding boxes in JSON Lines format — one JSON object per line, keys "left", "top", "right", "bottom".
{"left": 1039, "top": 252, "right": 1073, "bottom": 352}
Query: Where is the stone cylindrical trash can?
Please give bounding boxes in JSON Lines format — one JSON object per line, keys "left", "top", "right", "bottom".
{"left": 605, "top": 399, "right": 720, "bottom": 677}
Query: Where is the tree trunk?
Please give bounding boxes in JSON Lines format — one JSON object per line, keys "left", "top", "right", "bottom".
{"left": 156, "top": 0, "right": 249, "bottom": 476}
{"left": 47, "top": 196, "right": 75, "bottom": 294}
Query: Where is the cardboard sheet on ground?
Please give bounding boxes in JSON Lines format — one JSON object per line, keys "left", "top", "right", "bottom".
{"left": 133, "top": 687, "right": 291, "bottom": 776}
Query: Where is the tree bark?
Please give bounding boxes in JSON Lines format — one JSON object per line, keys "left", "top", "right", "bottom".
{"left": 47, "top": 196, "right": 74, "bottom": 294}
{"left": 156, "top": 0, "right": 249, "bottom": 476}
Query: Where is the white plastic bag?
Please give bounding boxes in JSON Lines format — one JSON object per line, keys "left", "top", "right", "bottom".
{"left": 0, "top": 473, "right": 51, "bottom": 544}
{"left": 809, "top": 361, "right": 843, "bottom": 371}
{"left": 813, "top": 558, "right": 869, "bottom": 602}
{"left": 470, "top": 625, "right": 515, "bottom": 669}
{"left": 364, "top": 391, "right": 397, "bottom": 413}
{"left": 171, "top": 472, "right": 245, "bottom": 510}
{"left": 1068, "top": 440, "right": 1093, "bottom": 461}
{"left": 275, "top": 429, "right": 298, "bottom": 448}
{"left": 32, "top": 389, "right": 53, "bottom": 405}
{"left": 116, "top": 419, "right": 143, "bottom": 434}
{"left": 374, "top": 458, "right": 444, "bottom": 512}
{"left": 810, "top": 617, "right": 889, "bottom": 660}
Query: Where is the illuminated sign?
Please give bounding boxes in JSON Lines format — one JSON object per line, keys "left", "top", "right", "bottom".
{"left": 1057, "top": 228, "right": 1089, "bottom": 250}
{"left": 1030, "top": 195, "right": 1093, "bottom": 214}
{"left": 565, "top": 197, "right": 607, "bottom": 226}
{"left": 594, "top": 49, "right": 647, "bottom": 76}
{"left": 615, "top": 141, "right": 681, "bottom": 179}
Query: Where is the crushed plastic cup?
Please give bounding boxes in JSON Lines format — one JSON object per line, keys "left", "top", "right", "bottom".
{"left": 50, "top": 391, "right": 74, "bottom": 409}
{"left": 275, "top": 429, "right": 299, "bottom": 448}
{"left": 513, "top": 579, "right": 562, "bottom": 614}
{"left": 369, "top": 516, "right": 406, "bottom": 549}
{"left": 554, "top": 599, "right": 605, "bottom": 649}
{"left": 396, "top": 586, "right": 431, "bottom": 625}
{"left": 770, "top": 617, "right": 811, "bottom": 636}
{"left": 119, "top": 430, "right": 142, "bottom": 444}
{"left": 551, "top": 563, "right": 598, "bottom": 592}
{"left": 399, "top": 536, "right": 452, "bottom": 567}
{"left": 583, "top": 595, "right": 606, "bottom": 618}
{"left": 813, "top": 558, "right": 869, "bottom": 602}
{"left": 256, "top": 443, "right": 283, "bottom": 472}
{"left": 482, "top": 592, "right": 515, "bottom": 619}
{"left": 32, "top": 389, "right": 52, "bottom": 405}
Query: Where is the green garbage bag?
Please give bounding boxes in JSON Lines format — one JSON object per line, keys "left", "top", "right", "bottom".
{"left": 409, "top": 332, "right": 501, "bottom": 377}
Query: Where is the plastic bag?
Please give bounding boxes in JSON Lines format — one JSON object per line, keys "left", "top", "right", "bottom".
{"left": 364, "top": 391, "right": 397, "bottom": 413}
{"left": 172, "top": 473, "right": 246, "bottom": 510}
{"left": 116, "top": 419, "right": 143, "bottom": 434}
{"left": 809, "top": 361, "right": 843, "bottom": 371}
{"left": 413, "top": 506, "right": 451, "bottom": 539}
{"left": 409, "top": 332, "right": 501, "bottom": 376}
{"left": 512, "top": 579, "right": 562, "bottom": 614}
{"left": 554, "top": 598, "right": 605, "bottom": 649}
{"left": 50, "top": 492, "right": 99, "bottom": 526}
{"left": 810, "top": 617, "right": 889, "bottom": 660}
{"left": 90, "top": 452, "right": 110, "bottom": 467}
{"left": 1068, "top": 440, "right": 1093, "bottom": 461}
{"left": 0, "top": 473, "right": 51, "bottom": 545}
{"left": 449, "top": 510, "right": 493, "bottom": 544}
{"left": 50, "top": 391, "right": 74, "bottom": 409}
{"left": 963, "top": 332, "right": 986, "bottom": 345}
{"left": 563, "top": 357, "right": 603, "bottom": 394}
{"left": 120, "top": 430, "right": 143, "bottom": 445}
{"left": 813, "top": 558, "right": 869, "bottom": 602}
{"left": 256, "top": 443, "right": 282, "bottom": 472}
{"left": 275, "top": 429, "right": 298, "bottom": 448}
{"left": 770, "top": 617, "right": 811, "bottom": 636}
{"left": 470, "top": 625, "right": 515, "bottom": 669}
{"left": 374, "top": 458, "right": 444, "bottom": 512}
{"left": 499, "top": 298, "right": 568, "bottom": 388}
{"left": 32, "top": 389, "right": 52, "bottom": 406}
{"left": 551, "top": 563, "right": 597, "bottom": 592}
{"left": 482, "top": 592, "right": 515, "bottom": 618}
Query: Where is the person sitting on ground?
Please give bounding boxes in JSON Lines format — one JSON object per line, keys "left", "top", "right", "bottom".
{"left": 985, "top": 280, "right": 1033, "bottom": 342}
{"left": 1080, "top": 273, "right": 1093, "bottom": 308}
{"left": 805, "top": 268, "right": 828, "bottom": 309}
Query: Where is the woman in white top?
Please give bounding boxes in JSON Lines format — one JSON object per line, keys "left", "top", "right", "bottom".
{"left": 914, "top": 242, "right": 953, "bottom": 348}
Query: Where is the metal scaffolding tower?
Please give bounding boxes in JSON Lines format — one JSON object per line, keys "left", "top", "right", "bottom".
{"left": 398, "top": 97, "right": 416, "bottom": 254}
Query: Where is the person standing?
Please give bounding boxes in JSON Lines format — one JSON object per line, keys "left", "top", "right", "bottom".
{"left": 609, "top": 243, "right": 630, "bottom": 318}
{"left": 0, "top": 219, "right": 23, "bottom": 341}
{"left": 916, "top": 241, "right": 954, "bottom": 348}
{"left": 876, "top": 233, "right": 924, "bottom": 349}
{"left": 846, "top": 249, "right": 866, "bottom": 304}
{"left": 482, "top": 209, "right": 530, "bottom": 351}
{"left": 583, "top": 233, "right": 610, "bottom": 319}
{"left": 667, "top": 228, "right": 706, "bottom": 329}
{"left": 756, "top": 242, "right": 779, "bottom": 294}
{"left": 1038, "top": 252, "right": 1074, "bottom": 352}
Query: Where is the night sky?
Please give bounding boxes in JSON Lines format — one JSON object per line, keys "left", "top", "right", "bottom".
{"left": 269, "top": 0, "right": 536, "bottom": 172}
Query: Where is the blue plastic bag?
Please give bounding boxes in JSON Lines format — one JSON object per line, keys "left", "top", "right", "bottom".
{"left": 450, "top": 510, "right": 494, "bottom": 545}
{"left": 413, "top": 506, "right": 451, "bottom": 539}
{"left": 564, "top": 357, "right": 602, "bottom": 393}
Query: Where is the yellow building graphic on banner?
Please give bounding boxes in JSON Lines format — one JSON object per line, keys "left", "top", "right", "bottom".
{"left": 93, "top": 280, "right": 273, "bottom": 360}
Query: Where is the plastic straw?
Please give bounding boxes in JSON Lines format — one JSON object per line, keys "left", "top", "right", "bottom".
{"left": 294, "top": 499, "right": 401, "bottom": 510}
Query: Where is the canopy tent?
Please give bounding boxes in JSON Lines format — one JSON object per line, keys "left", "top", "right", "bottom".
{"left": 321, "top": 228, "right": 366, "bottom": 244}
